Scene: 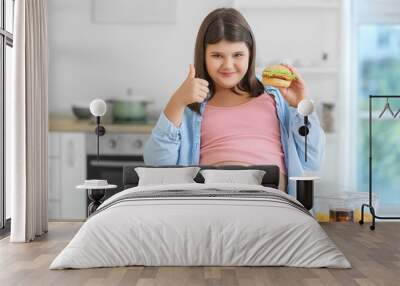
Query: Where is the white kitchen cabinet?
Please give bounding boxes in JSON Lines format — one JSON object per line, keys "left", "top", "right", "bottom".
{"left": 48, "top": 133, "right": 61, "bottom": 220}
{"left": 48, "top": 132, "right": 87, "bottom": 220}
{"left": 48, "top": 156, "right": 61, "bottom": 219}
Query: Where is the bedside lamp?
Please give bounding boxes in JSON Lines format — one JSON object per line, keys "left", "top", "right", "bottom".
{"left": 78, "top": 99, "right": 116, "bottom": 217}
{"left": 297, "top": 99, "right": 314, "bottom": 162}
{"left": 291, "top": 99, "right": 319, "bottom": 211}
{"left": 89, "top": 99, "right": 107, "bottom": 162}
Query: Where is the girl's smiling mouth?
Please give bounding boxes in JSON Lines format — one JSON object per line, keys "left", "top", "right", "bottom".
{"left": 219, "top": 71, "right": 236, "bottom": 77}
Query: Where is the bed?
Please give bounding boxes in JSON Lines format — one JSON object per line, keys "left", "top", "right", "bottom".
{"left": 50, "top": 165, "right": 351, "bottom": 269}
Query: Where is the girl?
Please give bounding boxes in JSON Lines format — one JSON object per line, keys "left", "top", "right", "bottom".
{"left": 143, "top": 8, "right": 325, "bottom": 196}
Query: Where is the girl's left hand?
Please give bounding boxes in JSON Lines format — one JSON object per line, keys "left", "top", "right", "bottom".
{"left": 277, "top": 64, "right": 308, "bottom": 108}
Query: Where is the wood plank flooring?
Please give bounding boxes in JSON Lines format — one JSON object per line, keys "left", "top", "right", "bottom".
{"left": 0, "top": 222, "right": 399, "bottom": 286}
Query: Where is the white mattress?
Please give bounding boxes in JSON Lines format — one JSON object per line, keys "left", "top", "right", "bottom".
{"left": 50, "top": 183, "right": 351, "bottom": 269}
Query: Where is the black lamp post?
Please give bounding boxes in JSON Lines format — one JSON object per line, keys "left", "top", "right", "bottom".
{"left": 292, "top": 99, "right": 319, "bottom": 210}
{"left": 297, "top": 99, "right": 314, "bottom": 162}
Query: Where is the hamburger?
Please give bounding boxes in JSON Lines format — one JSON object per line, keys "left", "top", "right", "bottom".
{"left": 262, "top": 64, "right": 296, "bottom": 88}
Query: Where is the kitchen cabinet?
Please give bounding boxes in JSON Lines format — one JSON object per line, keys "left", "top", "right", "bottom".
{"left": 48, "top": 132, "right": 87, "bottom": 220}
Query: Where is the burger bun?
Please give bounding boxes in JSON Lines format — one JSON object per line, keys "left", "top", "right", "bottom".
{"left": 261, "top": 77, "right": 291, "bottom": 88}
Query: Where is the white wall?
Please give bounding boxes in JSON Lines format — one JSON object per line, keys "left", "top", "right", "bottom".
{"left": 48, "top": 0, "right": 232, "bottom": 117}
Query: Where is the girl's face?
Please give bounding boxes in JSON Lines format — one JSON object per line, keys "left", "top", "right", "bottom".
{"left": 205, "top": 40, "right": 250, "bottom": 91}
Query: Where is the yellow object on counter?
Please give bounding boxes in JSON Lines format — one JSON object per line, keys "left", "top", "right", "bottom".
{"left": 316, "top": 212, "right": 330, "bottom": 222}
{"left": 354, "top": 208, "right": 373, "bottom": 223}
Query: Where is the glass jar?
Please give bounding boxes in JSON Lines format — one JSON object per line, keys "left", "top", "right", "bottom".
{"left": 329, "top": 200, "right": 354, "bottom": 223}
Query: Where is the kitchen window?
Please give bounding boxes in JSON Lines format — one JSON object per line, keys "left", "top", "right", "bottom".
{"left": 0, "top": 0, "right": 14, "bottom": 233}
{"left": 354, "top": 0, "right": 400, "bottom": 214}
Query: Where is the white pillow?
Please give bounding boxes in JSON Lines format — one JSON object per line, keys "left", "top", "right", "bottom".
{"left": 200, "top": 169, "right": 266, "bottom": 185}
{"left": 135, "top": 167, "right": 201, "bottom": 186}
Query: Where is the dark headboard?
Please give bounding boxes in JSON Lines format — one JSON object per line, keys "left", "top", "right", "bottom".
{"left": 122, "top": 165, "right": 280, "bottom": 189}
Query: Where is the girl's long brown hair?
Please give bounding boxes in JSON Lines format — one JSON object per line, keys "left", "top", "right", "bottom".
{"left": 189, "top": 8, "right": 265, "bottom": 114}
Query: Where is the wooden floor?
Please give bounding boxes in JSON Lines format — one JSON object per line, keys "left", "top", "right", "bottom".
{"left": 0, "top": 222, "right": 399, "bottom": 286}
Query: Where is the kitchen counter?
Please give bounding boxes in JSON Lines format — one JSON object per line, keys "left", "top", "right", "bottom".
{"left": 49, "top": 114, "right": 156, "bottom": 133}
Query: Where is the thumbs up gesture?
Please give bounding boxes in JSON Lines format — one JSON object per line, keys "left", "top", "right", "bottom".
{"left": 171, "top": 64, "right": 210, "bottom": 107}
{"left": 187, "top": 64, "right": 196, "bottom": 80}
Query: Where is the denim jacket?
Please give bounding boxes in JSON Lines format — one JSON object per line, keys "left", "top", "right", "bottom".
{"left": 143, "top": 86, "right": 326, "bottom": 197}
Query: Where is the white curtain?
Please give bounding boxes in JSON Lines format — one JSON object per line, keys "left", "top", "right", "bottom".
{"left": 8, "top": 0, "right": 49, "bottom": 242}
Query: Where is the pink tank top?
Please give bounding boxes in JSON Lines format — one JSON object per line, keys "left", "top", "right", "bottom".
{"left": 200, "top": 93, "right": 287, "bottom": 174}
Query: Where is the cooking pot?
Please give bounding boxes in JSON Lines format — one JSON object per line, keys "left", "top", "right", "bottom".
{"left": 112, "top": 98, "right": 153, "bottom": 123}
{"left": 72, "top": 105, "right": 92, "bottom": 120}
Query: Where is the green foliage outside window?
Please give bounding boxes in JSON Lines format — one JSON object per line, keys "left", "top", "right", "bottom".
{"left": 357, "top": 25, "right": 400, "bottom": 204}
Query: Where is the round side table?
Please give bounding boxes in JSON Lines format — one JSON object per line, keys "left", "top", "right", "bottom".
{"left": 76, "top": 184, "right": 117, "bottom": 216}
{"left": 289, "top": 176, "right": 320, "bottom": 210}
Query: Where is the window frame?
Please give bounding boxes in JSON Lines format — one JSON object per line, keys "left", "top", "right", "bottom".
{"left": 0, "top": 0, "right": 14, "bottom": 232}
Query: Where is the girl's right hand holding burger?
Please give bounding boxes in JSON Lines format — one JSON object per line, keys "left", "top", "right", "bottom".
{"left": 164, "top": 64, "right": 209, "bottom": 127}
{"left": 262, "top": 64, "right": 307, "bottom": 108}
